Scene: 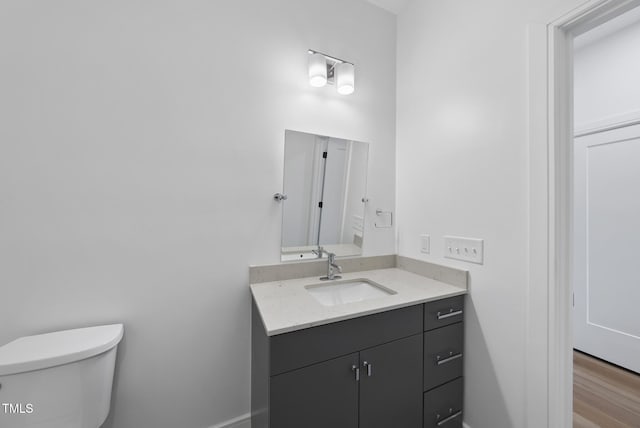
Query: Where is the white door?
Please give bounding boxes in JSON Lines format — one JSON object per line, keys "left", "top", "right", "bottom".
{"left": 573, "top": 123, "right": 640, "bottom": 373}
{"left": 318, "top": 139, "right": 348, "bottom": 245}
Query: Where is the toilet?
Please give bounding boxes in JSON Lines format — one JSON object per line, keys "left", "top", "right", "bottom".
{"left": 0, "top": 324, "right": 123, "bottom": 428}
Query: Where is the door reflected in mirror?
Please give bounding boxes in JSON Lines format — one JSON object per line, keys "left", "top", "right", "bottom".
{"left": 281, "top": 130, "right": 369, "bottom": 262}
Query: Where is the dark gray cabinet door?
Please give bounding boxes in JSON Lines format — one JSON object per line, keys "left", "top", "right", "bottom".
{"left": 359, "top": 334, "right": 423, "bottom": 428}
{"left": 270, "top": 352, "right": 359, "bottom": 428}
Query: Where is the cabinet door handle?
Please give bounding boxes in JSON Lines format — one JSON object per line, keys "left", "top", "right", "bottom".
{"left": 351, "top": 364, "right": 360, "bottom": 381}
{"left": 363, "top": 361, "right": 372, "bottom": 376}
{"left": 436, "top": 352, "right": 463, "bottom": 365}
{"left": 436, "top": 410, "right": 462, "bottom": 426}
{"left": 436, "top": 309, "right": 463, "bottom": 320}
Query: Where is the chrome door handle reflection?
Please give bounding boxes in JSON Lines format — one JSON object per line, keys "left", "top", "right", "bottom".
{"left": 436, "top": 309, "right": 463, "bottom": 320}
{"left": 437, "top": 410, "right": 462, "bottom": 426}
{"left": 351, "top": 364, "right": 360, "bottom": 381}
{"left": 436, "top": 353, "right": 463, "bottom": 365}
{"left": 363, "top": 361, "right": 372, "bottom": 376}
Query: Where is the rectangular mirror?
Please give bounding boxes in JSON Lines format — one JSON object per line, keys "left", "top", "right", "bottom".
{"left": 281, "top": 130, "right": 369, "bottom": 262}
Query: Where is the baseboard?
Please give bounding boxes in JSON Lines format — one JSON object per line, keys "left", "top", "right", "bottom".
{"left": 463, "top": 422, "right": 471, "bottom": 428}
{"left": 209, "top": 413, "right": 251, "bottom": 428}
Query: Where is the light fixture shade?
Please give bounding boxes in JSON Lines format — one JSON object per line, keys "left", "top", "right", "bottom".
{"left": 308, "top": 53, "right": 327, "bottom": 87}
{"left": 336, "top": 62, "right": 355, "bottom": 95}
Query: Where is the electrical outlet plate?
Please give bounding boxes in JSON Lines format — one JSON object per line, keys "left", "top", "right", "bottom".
{"left": 444, "top": 236, "right": 484, "bottom": 264}
{"left": 420, "top": 234, "right": 430, "bottom": 254}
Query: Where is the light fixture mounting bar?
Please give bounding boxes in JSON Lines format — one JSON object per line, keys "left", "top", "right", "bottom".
{"left": 307, "top": 49, "right": 352, "bottom": 66}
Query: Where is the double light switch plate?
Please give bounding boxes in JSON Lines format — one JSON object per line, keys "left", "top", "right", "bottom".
{"left": 444, "top": 236, "right": 484, "bottom": 264}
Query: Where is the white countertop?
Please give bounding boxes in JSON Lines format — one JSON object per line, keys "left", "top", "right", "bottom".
{"left": 250, "top": 267, "right": 467, "bottom": 336}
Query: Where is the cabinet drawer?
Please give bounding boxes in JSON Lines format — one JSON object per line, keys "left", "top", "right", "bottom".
{"left": 424, "top": 322, "right": 463, "bottom": 391}
{"left": 270, "top": 304, "right": 423, "bottom": 375}
{"left": 424, "top": 295, "right": 464, "bottom": 331}
{"left": 423, "top": 377, "right": 463, "bottom": 428}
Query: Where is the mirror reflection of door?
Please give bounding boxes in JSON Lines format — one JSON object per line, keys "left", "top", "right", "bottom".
{"left": 281, "top": 130, "right": 369, "bottom": 261}
{"left": 318, "top": 138, "right": 348, "bottom": 245}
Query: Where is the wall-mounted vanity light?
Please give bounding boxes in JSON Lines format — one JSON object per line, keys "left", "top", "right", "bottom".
{"left": 335, "top": 62, "right": 355, "bottom": 95}
{"left": 308, "top": 49, "right": 355, "bottom": 95}
{"left": 308, "top": 52, "right": 328, "bottom": 87}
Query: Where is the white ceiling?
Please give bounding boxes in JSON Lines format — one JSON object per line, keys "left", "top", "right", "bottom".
{"left": 365, "top": 0, "right": 410, "bottom": 15}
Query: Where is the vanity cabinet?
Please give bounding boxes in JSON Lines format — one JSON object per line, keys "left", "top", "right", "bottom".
{"left": 269, "top": 335, "right": 422, "bottom": 428}
{"left": 251, "top": 295, "right": 465, "bottom": 428}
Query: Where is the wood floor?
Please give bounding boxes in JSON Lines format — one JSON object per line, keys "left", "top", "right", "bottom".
{"left": 573, "top": 350, "right": 640, "bottom": 427}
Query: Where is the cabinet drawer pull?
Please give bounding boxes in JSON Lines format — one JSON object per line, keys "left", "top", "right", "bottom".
{"left": 351, "top": 365, "right": 360, "bottom": 381}
{"left": 363, "top": 361, "right": 373, "bottom": 377}
{"left": 436, "top": 309, "right": 463, "bottom": 320}
{"left": 436, "top": 410, "right": 462, "bottom": 426}
{"left": 436, "top": 352, "right": 463, "bottom": 365}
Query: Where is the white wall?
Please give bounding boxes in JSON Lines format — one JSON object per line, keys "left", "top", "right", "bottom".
{"left": 395, "top": 1, "right": 583, "bottom": 427}
{"left": 0, "top": 1, "right": 396, "bottom": 427}
{"left": 574, "top": 15, "right": 640, "bottom": 129}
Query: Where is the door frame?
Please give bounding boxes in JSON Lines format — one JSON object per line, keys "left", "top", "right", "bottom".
{"left": 527, "top": 0, "right": 640, "bottom": 427}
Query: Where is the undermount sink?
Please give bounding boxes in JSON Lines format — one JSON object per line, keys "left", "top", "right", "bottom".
{"left": 305, "top": 279, "right": 396, "bottom": 306}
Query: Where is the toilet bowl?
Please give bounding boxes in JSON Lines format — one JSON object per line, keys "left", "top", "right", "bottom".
{"left": 0, "top": 324, "right": 123, "bottom": 428}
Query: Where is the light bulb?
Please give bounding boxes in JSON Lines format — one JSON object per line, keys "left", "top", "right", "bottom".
{"left": 336, "top": 62, "right": 355, "bottom": 95}
{"left": 308, "top": 53, "right": 327, "bottom": 87}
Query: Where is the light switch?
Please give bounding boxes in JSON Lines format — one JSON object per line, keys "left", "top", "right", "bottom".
{"left": 444, "top": 236, "right": 484, "bottom": 264}
{"left": 420, "top": 234, "right": 430, "bottom": 254}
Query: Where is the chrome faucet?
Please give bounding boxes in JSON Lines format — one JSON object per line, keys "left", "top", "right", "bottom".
{"left": 314, "top": 247, "right": 342, "bottom": 280}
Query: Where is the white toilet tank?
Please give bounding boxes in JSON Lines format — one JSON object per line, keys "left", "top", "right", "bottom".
{"left": 0, "top": 324, "right": 124, "bottom": 428}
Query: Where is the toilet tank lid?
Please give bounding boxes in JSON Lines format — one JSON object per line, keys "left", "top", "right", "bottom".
{"left": 0, "top": 324, "right": 123, "bottom": 376}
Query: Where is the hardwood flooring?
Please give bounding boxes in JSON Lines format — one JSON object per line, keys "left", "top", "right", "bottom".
{"left": 573, "top": 350, "right": 640, "bottom": 427}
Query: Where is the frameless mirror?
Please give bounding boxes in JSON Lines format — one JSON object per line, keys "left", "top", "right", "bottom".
{"left": 280, "top": 130, "right": 369, "bottom": 262}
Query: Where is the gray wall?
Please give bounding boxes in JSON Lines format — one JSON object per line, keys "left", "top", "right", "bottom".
{"left": 0, "top": 1, "right": 397, "bottom": 427}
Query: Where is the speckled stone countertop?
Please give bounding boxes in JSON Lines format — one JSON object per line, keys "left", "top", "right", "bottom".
{"left": 250, "top": 257, "right": 468, "bottom": 336}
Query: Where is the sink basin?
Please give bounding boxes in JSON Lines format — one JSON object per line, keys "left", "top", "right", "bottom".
{"left": 305, "top": 279, "right": 396, "bottom": 306}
